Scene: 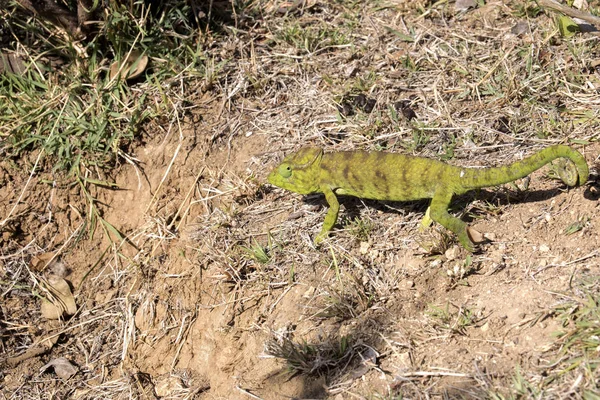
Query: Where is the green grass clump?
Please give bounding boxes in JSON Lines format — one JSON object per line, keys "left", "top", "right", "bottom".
{"left": 1, "top": 69, "right": 152, "bottom": 173}
{"left": 551, "top": 290, "right": 600, "bottom": 391}
{"left": 277, "top": 23, "right": 350, "bottom": 54}
{"left": 0, "top": 0, "right": 203, "bottom": 174}
{"left": 490, "top": 282, "right": 600, "bottom": 399}
{"left": 265, "top": 333, "right": 353, "bottom": 375}
{"left": 426, "top": 302, "right": 478, "bottom": 335}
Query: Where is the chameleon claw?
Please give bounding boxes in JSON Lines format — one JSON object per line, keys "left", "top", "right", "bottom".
{"left": 462, "top": 240, "right": 475, "bottom": 253}
{"left": 460, "top": 227, "right": 484, "bottom": 253}
{"left": 457, "top": 235, "right": 475, "bottom": 252}
{"left": 314, "top": 232, "right": 328, "bottom": 246}
{"left": 419, "top": 207, "right": 433, "bottom": 231}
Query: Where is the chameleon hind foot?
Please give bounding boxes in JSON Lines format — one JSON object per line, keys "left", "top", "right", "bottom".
{"left": 457, "top": 229, "right": 475, "bottom": 253}
{"left": 315, "top": 231, "right": 329, "bottom": 245}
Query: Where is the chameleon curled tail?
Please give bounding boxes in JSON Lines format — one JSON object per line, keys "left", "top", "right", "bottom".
{"left": 268, "top": 145, "right": 589, "bottom": 251}
{"left": 457, "top": 145, "right": 588, "bottom": 192}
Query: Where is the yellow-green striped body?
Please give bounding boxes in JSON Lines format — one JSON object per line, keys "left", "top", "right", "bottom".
{"left": 268, "top": 145, "right": 588, "bottom": 251}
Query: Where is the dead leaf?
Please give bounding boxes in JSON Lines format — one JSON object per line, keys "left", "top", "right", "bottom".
{"left": 511, "top": 21, "right": 530, "bottom": 36}
{"left": 40, "top": 357, "right": 78, "bottom": 379}
{"left": 40, "top": 276, "right": 77, "bottom": 319}
{"left": 455, "top": 0, "right": 476, "bottom": 12}
{"left": 109, "top": 50, "right": 149, "bottom": 81}
{"left": 350, "top": 346, "right": 378, "bottom": 379}
{"left": 6, "top": 334, "right": 59, "bottom": 367}
{"left": 0, "top": 53, "right": 26, "bottom": 75}
{"left": 30, "top": 252, "right": 56, "bottom": 271}
{"left": 467, "top": 227, "right": 484, "bottom": 244}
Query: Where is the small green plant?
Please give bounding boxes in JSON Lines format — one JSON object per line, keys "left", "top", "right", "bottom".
{"left": 1, "top": 0, "right": 204, "bottom": 241}
{"left": 440, "top": 137, "right": 457, "bottom": 161}
{"left": 487, "top": 366, "right": 541, "bottom": 399}
{"left": 417, "top": 226, "right": 454, "bottom": 255}
{"left": 383, "top": 25, "right": 415, "bottom": 42}
{"left": 242, "top": 240, "right": 271, "bottom": 264}
{"left": 427, "top": 303, "right": 452, "bottom": 325}
{"left": 512, "top": 366, "right": 541, "bottom": 397}
{"left": 564, "top": 215, "right": 589, "bottom": 235}
{"left": 552, "top": 293, "right": 600, "bottom": 381}
{"left": 405, "top": 125, "right": 430, "bottom": 152}
{"left": 346, "top": 217, "right": 374, "bottom": 241}
{"left": 446, "top": 255, "right": 477, "bottom": 284}
{"left": 278, "top": 24, "right": 349, "bottom": 54}
{"left": 318, "top": 291, "right": 359, "bottom": 320}
{"left": 351, "top": 71, "right": 377, "bottom": 93}
{"left": 468, "top": 200, "right": 504, "bottom": 220}
{"left": 388, "top": 103, "right": 399, "bottom": 124}
{"left": 400, "top": 54, "right": 416, "bottom": 71}
{"left": 77, "top": 175, "right": 124, "bottom": 242}
{"left": 317, "top": 249, "right": 375, "bottom": 321}
{"left": 426, "top": 302, "right": 477, "bottom": 335}
{"left": 513, "top": 2, "right": 542, "bottom": 18}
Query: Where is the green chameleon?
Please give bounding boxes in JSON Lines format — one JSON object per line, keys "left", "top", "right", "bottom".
{"left": 267, "top": 145, "right": 588, "bottom": 251}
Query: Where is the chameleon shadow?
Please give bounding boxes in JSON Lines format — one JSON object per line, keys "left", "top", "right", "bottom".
{"left": 302, "top": 183, "right": 588, "bottom": 230}
{"left": 582, "top": 173, "right": 600, "bottom": 201}
{"left": 271, "top": 290, "right": 491, "bottom": 399}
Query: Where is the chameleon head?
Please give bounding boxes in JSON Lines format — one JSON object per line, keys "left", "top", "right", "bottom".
{"left": 267, "top": 147, "right": 324, "bottom": 195}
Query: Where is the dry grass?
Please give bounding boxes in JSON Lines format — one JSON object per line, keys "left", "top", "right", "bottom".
{"left": 2, "top": 0, "right": 600, "bottom": 399}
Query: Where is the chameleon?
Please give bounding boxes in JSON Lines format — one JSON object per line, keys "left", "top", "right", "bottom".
{"left": 267, "top": 145, "right": 589, "bottom": 251}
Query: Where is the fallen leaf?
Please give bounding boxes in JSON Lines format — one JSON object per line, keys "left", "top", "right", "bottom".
{"left": 467, "top": 227, "right": 484, "bottom": 244}
{"left": 109, "top": 50, "right": 149, "bottom": 80}
{"left": 30, "top": 252, "right": 56, "bottom": 271}
{"left": 511, "top": 21, "right": 529, "bottom": 36}
{"left": 40, "top": 357, "right": 78, "bottom": 379}
{"left": 455, "top": 0, "right": 476, "bottom": 12}
{"left": 350, "top": 346, "right": 378, "bottom": 379}
{"left": 40, "top": 277, "right": 77, "bottom": 319}
{"left": 0, "top": 52, "right": 26, "bottom": 74}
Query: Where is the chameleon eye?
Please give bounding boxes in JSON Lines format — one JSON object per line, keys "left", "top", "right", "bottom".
{"left": 278, "top": 164, "right": 292, "bottom": 178}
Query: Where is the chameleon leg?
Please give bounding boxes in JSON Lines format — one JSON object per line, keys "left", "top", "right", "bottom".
{"left": 315, "top": 186, "right": 339, "bottom": 244}
{"left": 429, "top": 188, "right": 475, "bottom": 252}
